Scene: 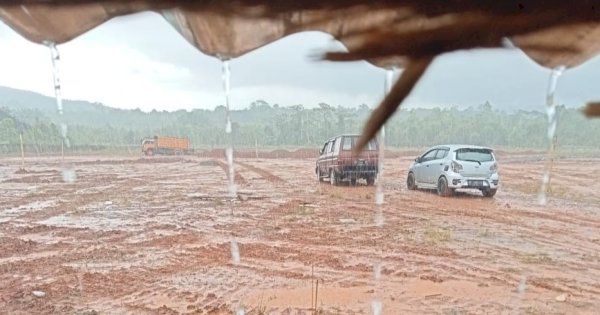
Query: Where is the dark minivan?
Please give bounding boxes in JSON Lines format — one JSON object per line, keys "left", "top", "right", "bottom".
{"left": 316, "top": 134, "right": 379, "bottom": 185}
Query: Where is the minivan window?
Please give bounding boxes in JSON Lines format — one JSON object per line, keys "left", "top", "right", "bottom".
{"left": 333, "top": 137, "right": 341, "bottom": 154}
{"left": 342, "top": 136, "right": 378, "bottom": 151}
{"left": 456, "top": 148, "right": 494, "bottom": 162}
{"left": 342, "top": 137, "right": 352, "bottom": 150}
{"left": 330, "top": 138, "right": 338, "bottom": 153}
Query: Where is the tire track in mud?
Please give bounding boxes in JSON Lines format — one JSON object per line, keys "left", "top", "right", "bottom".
{"left": 236, "top": 161, "right": 286, "bottom": 183}
{"left": 213, "top": 159, "right": 248, "bottom": 185}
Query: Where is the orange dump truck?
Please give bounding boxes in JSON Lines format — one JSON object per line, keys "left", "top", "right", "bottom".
{"left": 141, "top": 136, "right": 192, "bottom": 156}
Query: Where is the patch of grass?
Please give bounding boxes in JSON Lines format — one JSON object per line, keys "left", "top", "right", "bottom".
{"left": 296, "top": 206, "right": 315, "bottom": 216}
{"left": 499, "top": 267, "right": 520, "bottom": 273}
{"left": 255, "top": 295, "right": 267, "bottom": 315}
{"left": 547, "top": 185, "right": 585, "bottom": 201}
{"left": 423, "top": 224, "right": 452, "bottom": 244}
{"left": 477, "top": 227, "right": 494, "bottom": 238}
{"left": 522, "top": 305, "right": 563, "bottom": 315}
{"left": 511, "top": 182, "right": 539, "bottom": 195}
{"left": 211, "top": 198, "right": 225, "bottom": 207}
{"left": 512, "top": 182, "right": 584, "bottom": 202}
{"left": 523, "top": 306, "right": 545, "bottom": 315}
{"left": 517, "top": 251, "right": 552, "bottom": 264}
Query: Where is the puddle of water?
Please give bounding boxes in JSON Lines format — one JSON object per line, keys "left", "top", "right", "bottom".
{"left": 19, "top": 231, "right": 68, "bottom": 244}
{"left": 38, "top": 213, "right": 140, "bottom": 231}
{"left": 0, "top": 250, "right": 59, "bottom": 264}
{"left": 0, "top": 200, "right": 58, "bottom": 222}
{"left": 65, "top": 249, "right": 170, "bottom": 271}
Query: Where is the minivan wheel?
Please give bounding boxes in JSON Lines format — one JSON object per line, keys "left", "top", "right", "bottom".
{"left": 330, "top": 169, "right": 338, "bottom": 186}
{"left": 437, "top": 176, "right": 453, "bottom": 197}
{"left": 482, "top": 188, "right": 497, "bottom": 198}
{"left": 407, "top": 172, "right": 416, "bottom": 190}
{"left": 366, "top": 176, "right": 375, "bottom": 186}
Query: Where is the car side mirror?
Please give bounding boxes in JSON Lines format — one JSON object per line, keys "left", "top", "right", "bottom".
{"left": 415, "top": 157, "right": 421, "bottom": 163}
{"left": 319, "top": 149, "right": 323, "bottom": 155}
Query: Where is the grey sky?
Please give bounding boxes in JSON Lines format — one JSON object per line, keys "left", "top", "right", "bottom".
{"left": 0, "top": 11, "right": 599, "bottom": 112}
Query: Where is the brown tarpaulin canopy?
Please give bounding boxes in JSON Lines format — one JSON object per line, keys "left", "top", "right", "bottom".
{"left": 1, "top": 1, "right": 599, "bottom": 148}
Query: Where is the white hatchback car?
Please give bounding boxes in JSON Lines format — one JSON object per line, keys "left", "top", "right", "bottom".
{"left": 407, "top": 145, "right": 500, "bottom": 197}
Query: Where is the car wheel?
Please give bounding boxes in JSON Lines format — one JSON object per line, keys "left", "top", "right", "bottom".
{"left": 366, "top": 176, "right": 375, "bottom": 186}
{"left": 330, "top": 169, "right": 337, "bottom": 186}
{"left": 350, "top": 178, "right": 357, "bottom": 186}
{"left": 437, "top": 176, "right": 453, "bottom": 197}
{"left": 407, "top": 172, "right": 417, "bottom": 190}
{"left": 482, "top": 188, "right": 497, "bottom": 198}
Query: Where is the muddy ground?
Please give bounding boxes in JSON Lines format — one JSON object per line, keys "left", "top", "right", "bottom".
{"left": 0, "top": 152, "right": 599, "bottom": 314}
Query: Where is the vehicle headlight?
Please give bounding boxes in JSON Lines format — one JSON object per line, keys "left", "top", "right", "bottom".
{"left": 451, "top": 161, "right": 463, "bottom": 173}
{"left": 489, "top": 162, "right": 498, "bottom": 173}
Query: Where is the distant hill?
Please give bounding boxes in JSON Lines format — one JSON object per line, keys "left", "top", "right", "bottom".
{"left": 0, "top": 85, "right": 141, "bottom": 126}
{"left": 0, "top": 86, "right": 286, "bottom": 128}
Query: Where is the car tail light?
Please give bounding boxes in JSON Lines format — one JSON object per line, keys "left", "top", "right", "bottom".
{"left": 489, "top": 162, "right": 498, "bottom": 173}
{"left": 451, "top": 161, "right": 463, "bottom": 173}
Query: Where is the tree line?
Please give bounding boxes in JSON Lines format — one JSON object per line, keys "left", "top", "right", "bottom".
{"left": 1, "top": 100, "right": 599, "bottom": 155}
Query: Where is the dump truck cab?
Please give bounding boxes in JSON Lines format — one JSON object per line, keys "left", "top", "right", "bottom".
{"left": 141, "top": 138, "right": 155, "bottom": 156}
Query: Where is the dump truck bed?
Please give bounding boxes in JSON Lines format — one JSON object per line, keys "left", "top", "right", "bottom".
{"left": 155, "top": 136, "right": 190, "bottom": 150}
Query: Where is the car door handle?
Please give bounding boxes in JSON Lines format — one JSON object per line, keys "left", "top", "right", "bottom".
{"left": 426, "top": 165, "right": 429, "bottom": 167}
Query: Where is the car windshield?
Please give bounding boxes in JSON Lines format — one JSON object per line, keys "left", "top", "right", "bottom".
{"left": 455, "top": 148, "right": 494, "bottom": 162}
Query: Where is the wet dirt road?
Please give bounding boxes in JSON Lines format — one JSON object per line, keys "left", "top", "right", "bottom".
{"left": 1, "top": 153, "right": 599, "bottom": 314}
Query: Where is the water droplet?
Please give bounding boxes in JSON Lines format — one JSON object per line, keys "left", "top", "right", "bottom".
{"left": 373, "top": 262, "right": 381, "bottom": 281}
{"left": 61, "top": 167, "right": 77, "bottom": 184}
{"left": 517, "top": 274, "right": 527, "bottom": 296}
{"left": 371, "top": 299, "right": 382, "bottom": 315}
{"left": 374, "top": 208, "right": 384, "bottom": 227}
{"left": 537, "top": 173, "right": 550, "bottom": 205}
{"left": 221, "top": 59, "right": 237, "bottom": 198}
{"left": 230, "top": 240, "right": 240, "bottom": 264}
{"left": 225, "top": 119, "right": 232, "bottom": 134}
{"left": 375, "top": 188, "right": 384, "bottom": 206}
{"left": 60, "top": 123, "right": 68, "bottom": 139}
{"left": 225, "top": 147, "right": 237, "bottom": 197}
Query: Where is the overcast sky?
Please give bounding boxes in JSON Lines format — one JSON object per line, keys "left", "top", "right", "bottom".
{"left": 0, "top": 11, "right": 599, "bottom": 112}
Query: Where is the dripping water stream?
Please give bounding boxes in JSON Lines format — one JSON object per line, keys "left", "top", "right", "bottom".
{"left": 222, "top": 59, "right": 237, "bottom": 199}
{"left": 220, "top": 58, "right": 244, "bottom": 315}
{"left": 45, "top": 42, "right": 76, "bottom": 183}
{"left": 512, "top": 65, "right": 565, "bottom": 314}
{"left": 45, "top": 41, "right": 84, "bottom": 302}
{"left": 371, "top": 68, "right": 395, "bottom": 315}
{"left": 537, "top": 66, "right": 565, "bottom": 206}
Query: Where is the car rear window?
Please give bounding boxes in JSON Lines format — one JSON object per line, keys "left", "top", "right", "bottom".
{"left": 342, "top": 136, "right": 378, "bottom": 151}
{"left": 455, "top": 148, "right": 494, "bottom": 162}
